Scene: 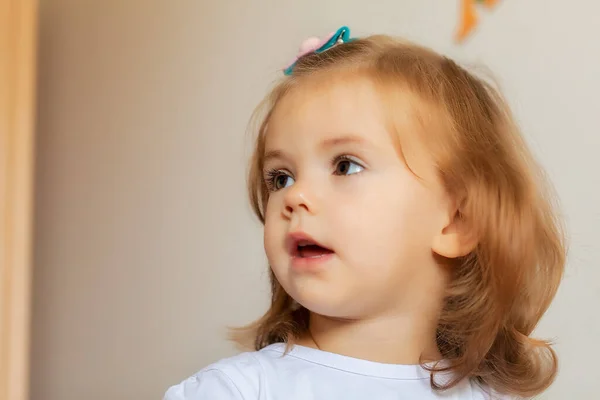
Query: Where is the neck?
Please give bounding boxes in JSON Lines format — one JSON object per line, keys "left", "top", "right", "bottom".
{"left": 297, "top": 309, "right": 443, "bottom": 365}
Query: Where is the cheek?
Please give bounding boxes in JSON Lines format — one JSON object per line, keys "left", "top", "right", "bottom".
{"left": 334, "top": 177, "right": 414, "bottom": 227}
{"left": 263, "top": 221, "right": 276, "bottom": 260}
{"left": 263, "top": 198, "right": 284, "bottom": 262}
{"left": 332, "top": 178, "right": 439, "bottom": 261}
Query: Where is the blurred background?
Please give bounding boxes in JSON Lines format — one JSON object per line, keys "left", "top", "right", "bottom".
{"left": 19, "top": 0, "right": 600, "bottom": 399}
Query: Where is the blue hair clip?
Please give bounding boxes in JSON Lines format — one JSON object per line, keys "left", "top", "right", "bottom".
{"left": 283, "top": 26, "right": 354, "bottom": 76}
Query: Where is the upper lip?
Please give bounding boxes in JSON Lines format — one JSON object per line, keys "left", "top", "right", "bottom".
{"left": 286, "top": 231, "right": 332, "bottom": 256}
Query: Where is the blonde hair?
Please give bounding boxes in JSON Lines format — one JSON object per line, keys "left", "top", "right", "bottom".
{"left": 233, "top": 35, "right": 566, "bottom": 398}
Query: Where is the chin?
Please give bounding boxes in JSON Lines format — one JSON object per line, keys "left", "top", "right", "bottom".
{"left": 289, "top": 285, "right": 359, "bottom": 319}
{"left": 271, "top": 257, "right": 365, "bottom": 318}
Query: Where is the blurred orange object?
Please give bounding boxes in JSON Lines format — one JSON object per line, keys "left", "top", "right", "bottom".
{"left": 457, "top": 0, "right": 500, "bottom": 42}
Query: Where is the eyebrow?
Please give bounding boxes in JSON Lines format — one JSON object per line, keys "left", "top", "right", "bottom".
{"left": 320, "top": 134, "right": 368, "bottom": 149}
{"left": 263, "top": 134, "right": 369, "bottom": 165}
{"left": 263, "top": 149, "right": 285, "bottom": 165}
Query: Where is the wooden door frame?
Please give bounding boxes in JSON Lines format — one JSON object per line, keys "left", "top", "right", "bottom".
{"left": 0, "top": 1, "right": 37, "bottom": 400}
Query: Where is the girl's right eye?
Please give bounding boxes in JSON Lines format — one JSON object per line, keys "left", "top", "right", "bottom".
{"left": 266, "top": 171, "right": 295, "bottom": 191}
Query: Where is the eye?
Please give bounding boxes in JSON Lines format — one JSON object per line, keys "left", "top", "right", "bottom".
{"left": 266, "top": 170, "right": 295, "bottom": 191}
{"left": 274, "top": 174, "right": 294, "bottom": 190}
{"left": 333, "top": 156, "right": 364, "bottom": 176}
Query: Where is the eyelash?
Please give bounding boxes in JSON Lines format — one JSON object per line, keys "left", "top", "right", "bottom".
{"left": 263, "top": 154, "right": 365, "bottom": 192}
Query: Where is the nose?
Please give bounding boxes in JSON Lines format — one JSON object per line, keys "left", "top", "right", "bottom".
{"left": 282, "top": 180, "right": 316, "bottom": 218}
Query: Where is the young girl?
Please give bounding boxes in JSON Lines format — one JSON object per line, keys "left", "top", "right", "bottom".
{"left": 165, "top": 26, "right": 565, "bottom": 399}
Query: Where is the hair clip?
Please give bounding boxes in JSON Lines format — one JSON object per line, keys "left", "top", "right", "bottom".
{"left": 283, "top": 26, "right": 353, "bottom": 76}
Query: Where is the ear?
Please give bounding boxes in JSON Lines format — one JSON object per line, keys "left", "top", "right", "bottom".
{"left": 432, "top": 208, "right": 478, "bottom": 259}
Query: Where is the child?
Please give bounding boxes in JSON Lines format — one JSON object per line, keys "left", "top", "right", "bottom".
{"left": 164, "top": 26, "right": 566, "bottom": 399}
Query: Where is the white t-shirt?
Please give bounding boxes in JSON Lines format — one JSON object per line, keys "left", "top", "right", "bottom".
{"left": 164, "top": 343, "right": 511, "bottom": 399}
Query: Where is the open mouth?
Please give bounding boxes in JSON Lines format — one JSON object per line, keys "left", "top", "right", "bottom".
{"left": 294, "top": 239, "right": 334, "bottom": 258}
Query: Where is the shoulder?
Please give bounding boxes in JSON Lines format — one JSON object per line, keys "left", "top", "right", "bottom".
{"left": 469, "top": 381, "right": 519, "bottom": 400}
{"left": 163, "top": 350, "right": 267, "bottom": 400}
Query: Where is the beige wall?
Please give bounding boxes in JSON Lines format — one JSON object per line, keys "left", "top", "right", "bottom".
{"left": 31, "top": 1, "right": 600, "bottom": 399}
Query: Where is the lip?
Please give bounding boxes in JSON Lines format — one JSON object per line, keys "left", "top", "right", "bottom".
{"left": 286, "top": 231, "right": 335, "bottom": 271}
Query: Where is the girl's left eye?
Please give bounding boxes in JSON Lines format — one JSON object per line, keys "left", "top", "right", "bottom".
{"left": 334, "top": 157, "right": 364, "bottom": 176}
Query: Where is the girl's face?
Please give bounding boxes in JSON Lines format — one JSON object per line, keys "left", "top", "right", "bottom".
{"left": 263, "top": 75, "right": 453, "bottom": 319}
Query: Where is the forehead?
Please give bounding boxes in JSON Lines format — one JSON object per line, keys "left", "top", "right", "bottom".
{"left": 262, "top": 73, "right": 445, "bottom": 186}
{"left": 266, "top": 75, "right": 400, "bottom": 151}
